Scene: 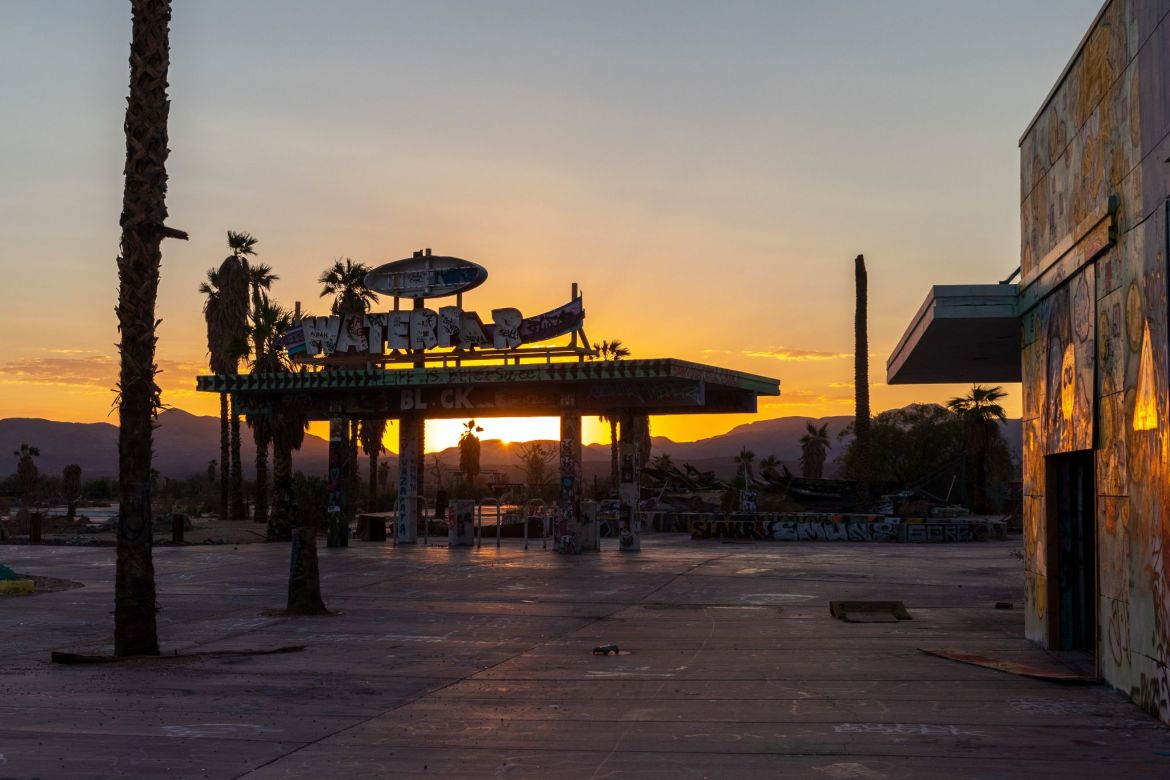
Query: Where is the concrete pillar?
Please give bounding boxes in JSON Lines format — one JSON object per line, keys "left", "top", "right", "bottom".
{"left": 617, "top": 412, "right": 646, "bottom": 552}
{"left": 326, "top": 415, "right": 349, "bottom": 547}
{"left": 396, "top": 415, "right": 424, "bottom": 543}
{"left": 556, "top": 413, "right": 583, "bottom": 553}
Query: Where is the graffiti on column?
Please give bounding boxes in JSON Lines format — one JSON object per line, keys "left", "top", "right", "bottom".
{"left": 397, "top": 417, "right": 422, "bottom": 542}
{"left": 326, "top": 417, "right": 348, "bottom": 547}
{"left": 557, "top": 414, "right": 583, "bottom": 554}
{"left": 617, "top": 413, "right": 644, "bottom": 552}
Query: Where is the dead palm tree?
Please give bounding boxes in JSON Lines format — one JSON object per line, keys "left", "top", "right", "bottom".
{"left": 854, "top": 254, "right": 871, "bottom": 508}
{"left": 947, "top": 385, "right": 1009, "bottom": 513}
{"left": 799, "top": 422, "right": 831, "bottom": 479}
{"left": 595, "top": 339, "right": 631, "bottom": 490}
{"left": 114, "top": 0, "right": 180, "bottom": 657}
{"left": 359, "top": 418, "right": 388, "bottom": 511}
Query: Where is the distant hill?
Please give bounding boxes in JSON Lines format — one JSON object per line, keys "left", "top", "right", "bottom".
{"left": 0, "top": 409, "right": 331, "bottom": 480}
{"left": 1, "top": 408, "right": 1021, "bottom": 483}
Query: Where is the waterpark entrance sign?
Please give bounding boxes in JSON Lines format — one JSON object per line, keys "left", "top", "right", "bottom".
{"left": 279, "top": 251, "right": 585, "bottom": 359}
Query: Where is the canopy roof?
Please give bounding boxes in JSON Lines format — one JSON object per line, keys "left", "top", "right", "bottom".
{"left": 196, "top": 358, "right": 780, "bottom": 420}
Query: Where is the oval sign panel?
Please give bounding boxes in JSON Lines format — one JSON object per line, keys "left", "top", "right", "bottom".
{"left": 364, "top": 254, "right": 488, "bottom": 299}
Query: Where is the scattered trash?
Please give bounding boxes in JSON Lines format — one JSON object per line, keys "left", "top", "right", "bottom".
{"left": 995, "top": 601, "right": 1014, "bottom": 609}
{"left": 592, "top": 644, "right": 620, "bottom": 656}
{"left": 829, "top": 601, "right": 911, "bottom": 623}
{"left": 918, "top": 648, "right": 1096, "bottom": 684}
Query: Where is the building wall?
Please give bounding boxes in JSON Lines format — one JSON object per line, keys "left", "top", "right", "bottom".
{"left": 1019, "top": 0, "right": 1170, "bottom": 722}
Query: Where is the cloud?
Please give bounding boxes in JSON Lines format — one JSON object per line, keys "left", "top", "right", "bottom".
{"left": 703, "top": 347, "right": 851, "bottom": 362}
{"left": 760, "top": 390, "right": 854, "bottom": 407}
{"left": 0, "top": 354, "right": 205, "bottom": 389}
{"left": 744, "top": 348, "right": 851, "bottom": 362}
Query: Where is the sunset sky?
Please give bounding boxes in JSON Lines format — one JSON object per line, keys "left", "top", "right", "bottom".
{"left": 2, "top": 1, "right": 1101, "bottom": 453}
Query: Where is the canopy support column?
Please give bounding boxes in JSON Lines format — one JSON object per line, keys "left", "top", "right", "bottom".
{"left": 618, "top": 412, "right": 646, "bottom": 552}
{"left": 397, "top": 414, "right": 424, "bottom": 544}
{"left": 557, "top": 412, "right": 583, "bottom": 552}
{"left": 326, "top": 414, "right": 349, "bottom": 547}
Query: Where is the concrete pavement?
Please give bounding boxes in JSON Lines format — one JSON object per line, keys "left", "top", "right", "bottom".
{"left": 1, "top": 536, "right": 1168, "bottom": 778}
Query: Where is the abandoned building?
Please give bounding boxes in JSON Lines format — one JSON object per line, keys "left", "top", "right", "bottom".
{"left": 888, "top": 0, "right": 1170, "bottom": 723}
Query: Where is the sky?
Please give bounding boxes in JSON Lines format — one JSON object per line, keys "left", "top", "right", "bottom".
{"left": 0, "top": 1, "right": 1103, "bottom": 453}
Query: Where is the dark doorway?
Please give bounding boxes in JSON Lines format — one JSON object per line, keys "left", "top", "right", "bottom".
{"left": 1046, "top": 451, "right": 1096, "bottom": 652}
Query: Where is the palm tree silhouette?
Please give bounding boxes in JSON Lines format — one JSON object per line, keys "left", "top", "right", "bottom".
{"left": 594, "top": 339, "right": 631, "bottom": 490}
{"left": 246, "top": 295, "right": 292, "bottom": 526}
{"left": 947, "top": 385, "right": 1008, "bottom": 513}
{"left": 799, "top": 422, "right": 831, "bottom": 479}
{"left": 319, "top": 258, "right": 378, "bottom": 527}
{"left": 359, "top": 418, "right": 389, "bottom": 511}
{"left": 759, "top": 455, "right": 781, "bottom": 481}
{"left": 114, "top": 0, "right": 176, "bottom": 656}
{"left": 734, "top": 447, "right": 756, "bottom": 483}
{"left": 319, "top": 258, "right": 378, "bottom": 315}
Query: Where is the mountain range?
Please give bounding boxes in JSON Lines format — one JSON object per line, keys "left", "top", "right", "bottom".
{"left": 0, "top": 409, "right": 1021, "bottom": 483}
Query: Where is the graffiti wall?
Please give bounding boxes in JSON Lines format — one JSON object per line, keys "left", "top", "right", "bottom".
{"left": 684, "top": 513, "right": 999, "bottom": 543}
{"left": 1019, "top": 0, "right": 1170, "bottom": 723}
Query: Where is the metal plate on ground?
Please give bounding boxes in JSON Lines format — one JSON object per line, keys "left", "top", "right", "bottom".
{"left": 829, "top": 601, "right": 912, "bottom": 622}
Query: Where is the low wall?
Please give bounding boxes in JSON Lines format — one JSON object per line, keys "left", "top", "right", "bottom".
{"left": 646, "top": 512, "right": 1005, "bottom": 542}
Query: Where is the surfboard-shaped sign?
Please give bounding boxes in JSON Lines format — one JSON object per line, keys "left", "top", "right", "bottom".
{"left": 364, "top": 254, "right": 488, "bottom": 300}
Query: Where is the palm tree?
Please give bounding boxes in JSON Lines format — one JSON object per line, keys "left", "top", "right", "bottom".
{"left": 318, "top": 259, "right": 377, "bottom": 527}
{"left": 62, "top": 464, "right": 82, "bottom": 519}
{"left": 854, "top": 254, "right": 871, "bottom": 508}
{"left": 246, "top": 296, "right": 293, "bottom": 526}
{"left": 594, "top": 339, "right": 631, "bottom": 490}
{"left": 247, "top": 259, "right": 278, "bottom": 354}
{"left": 115, "top": 0, "right": 176, "bottom": 657}
{"left": 270, "top": 412, "right": 308, "bottom": 543}
{"left": 734, "top": 447, "right": 756, "bottom": 483}
{"left": 318, "top": 258, "right": 378, "bottom": 316}
{"left": 221, "top": 232, "right": 254, "bottom": 521}
{"left": 458, "top": 419, "right": 483, "bottom": 492}
{"left": 596, "top": 339, "right": 631, "bottom": 361}
{"left": 759, "top": 455, "right": 780, "bottom": 481}
{"left": 947, "top": 385, "right": 1009, "bottom": 513}
{"left": 198, "top": 268, "right": 230, "bottom": 521}
{"left": 799, "top": 422, "right": 831, "bottom": 479}
{"left": 14, "top": 444, "right": 40, "bottom": 517}
{"left": 359, "top": 418, "right": 388, "bottom": 511}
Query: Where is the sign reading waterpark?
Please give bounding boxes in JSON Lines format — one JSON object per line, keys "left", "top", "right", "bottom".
{"left": 279, "top": 252, "right": 586, "bottom": 358}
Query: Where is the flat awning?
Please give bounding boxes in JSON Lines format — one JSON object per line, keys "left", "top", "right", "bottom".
{"left": 196, "top": 358, "right": 780, "bottom": 420}
{"left": 887, "top": 284, "right": 1020, "bottom": 384}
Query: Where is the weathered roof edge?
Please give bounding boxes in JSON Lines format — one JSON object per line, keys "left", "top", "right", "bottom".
{"left": 1018, "top": 0, "right": 1110, "bottom": 146}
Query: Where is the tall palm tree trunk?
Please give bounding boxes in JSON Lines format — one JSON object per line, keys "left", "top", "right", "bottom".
{"left": 368, "top": 449, "right": 379, "bottom": 511}
{"left": 114, "top": 0, "right": 173, "bottom": 657}
{"left": 254, "top": 426, "right": 270, "bottom": 524}
{"left": 853, "top": 254, "right": 871, "bottom": 509}
{"left": 219, "top": 392, "right": 229, "bottom": 519}
{"left": 270, "top": 440, "right": 292, "bottom": 541}
{"left": 230, "top": 395, "right": 245, "bottom": 519}
{"left": 609, "top": 416, "right": 619, "bottom": 490}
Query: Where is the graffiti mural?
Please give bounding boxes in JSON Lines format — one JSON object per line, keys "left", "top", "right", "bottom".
{"left": 1019, "top": 0, "right": 1170, "bottom": 724}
